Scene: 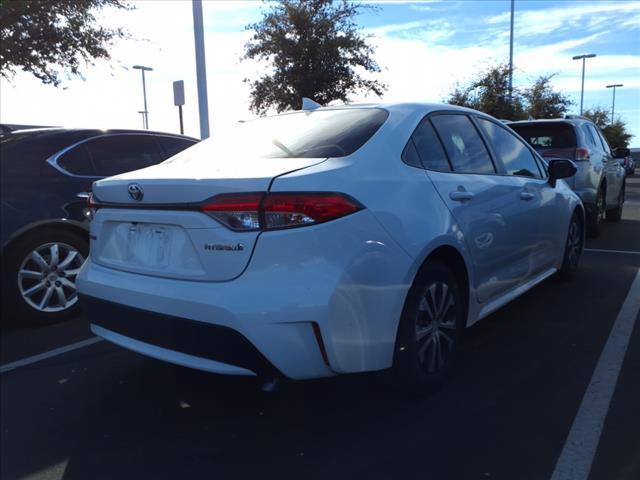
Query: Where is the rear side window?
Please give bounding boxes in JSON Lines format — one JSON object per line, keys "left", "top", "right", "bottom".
{"left": 594, "top": 128, "right": 612, "bottom": 155}
{"left": 430, "top": 114, "right": 495, "bottom": 174}
{"left": 582, "top": 124, "right": 599, "bottom": 149}
{"left": 508, "top": 123, "right": 576, "bottom": 149}
{"left": 407, "top": 118, "right": 451, "bottom": 171}
{"left": 58, "top": 144, "right": 95, "bottom": 176}
{"left": 156, "top": 136, "right": 197, "bottom": 159}
{"left": 477, "top": 118, "right": 541, "bottom": 178}
{"left": 84, "top": 135, "right": 163, "bottom": 177}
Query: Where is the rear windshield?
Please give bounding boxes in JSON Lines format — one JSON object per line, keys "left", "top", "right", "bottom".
{"left": 165, "top": 108, "right": 388, "bottom": 163}
{"left": 508, "top": 123, "right": 577, "bottom": 149}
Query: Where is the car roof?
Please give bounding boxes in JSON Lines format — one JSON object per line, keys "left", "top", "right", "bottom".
{"left": 1, "top": 127, "right": 198, "bottom": 142}
{"left": 317, "top": 101, "right": 488, "bottom": 116}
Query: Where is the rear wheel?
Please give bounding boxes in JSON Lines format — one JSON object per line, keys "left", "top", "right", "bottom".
{"left": 587, "top": 187, "right": 605, "bottom": 237}
{"left": 557, "top": 212, "right": 584, "bottom": 280}
{"left": 606, "top": 181, "right": 625, "bottom": 222}
{"left": 393, "top": 260, "right": 465, "bottom": 390}
{"left": 2, "top": 228, "right": 88, "bottom": 327}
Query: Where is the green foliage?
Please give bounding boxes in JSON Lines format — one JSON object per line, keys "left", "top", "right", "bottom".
{"left": 243, "top": 0, "right": 386, "bottom": 115}
{"left": 522, "top": 74, "right": 573, "bottom": 119}
{"left": 446, "top": 64, "right": 572, "bottom": 121}
{"left": 0, "top": 0, "right": 130, "bottom": 86}
{"left": 583, "top": 107, "right": 634, "bottom": 148}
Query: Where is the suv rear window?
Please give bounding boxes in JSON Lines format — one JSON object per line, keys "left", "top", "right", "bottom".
{"left": 509, "top": 123, "right": 577, "bottom": 149}
{"left": 166, "top": 108, "right": 389, "bottom": 163}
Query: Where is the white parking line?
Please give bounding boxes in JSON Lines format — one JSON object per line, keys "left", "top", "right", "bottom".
{"left": 584, "top": 248, "right": 640, "bottom": 255}
{"left": 550, "top": 268, "right": 640, "bottom": 480}
{"left": 0, "top": 337, "right": 103, "bottom": 374}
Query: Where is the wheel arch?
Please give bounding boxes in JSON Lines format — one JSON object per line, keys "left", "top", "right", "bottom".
{"left": 2, "top": 219, "right": 89, "bottom": 256}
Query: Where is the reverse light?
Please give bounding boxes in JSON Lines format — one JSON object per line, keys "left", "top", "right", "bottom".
{"left": 201, "top": 192, "right": 363, "bottom": 231}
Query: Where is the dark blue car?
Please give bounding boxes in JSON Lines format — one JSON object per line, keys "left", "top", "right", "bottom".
{"left": 1, "top": 128, "right": 198, "bottom": 326}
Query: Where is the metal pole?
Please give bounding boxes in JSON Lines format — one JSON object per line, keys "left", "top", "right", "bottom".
{"left": 572, "top": 54, "right": 596, "bottom": 116}
{"left": 508, "top": 0, "right": 514, "bottom": 104}
{"left": 192, "top": 0, "right": 210, "bottom": 139}
{"left": 133, "top": 65, "right": 153, "bottom": 129}
{"left": 612, "top": 86, "right": 616, "bottom": 124}
{"left": 606, "top": 84, "right": 623, "bottom": 125}
{"left": 580, "top": 57, "right": 585, "bottom": 115}
{"left": 179, "top": 105, "right": 184, "bottom": 134}
{"left": 141, "top": 69, "right": 149, "bottom": 129}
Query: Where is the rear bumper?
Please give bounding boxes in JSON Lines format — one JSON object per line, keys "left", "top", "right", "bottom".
{"left": 77, "top": 210, "right": 414, "bottom": 379}
{"left": 83, "top": 295, "right": 279, "bottom": 377}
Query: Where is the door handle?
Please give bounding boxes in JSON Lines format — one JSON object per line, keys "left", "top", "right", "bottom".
{"left": 520, "top": 191, "right": 534, "bottom": 201}
{"left": 76, "top": 192, "right": 91, "bottom": 199}
{"left": 449, "top": 190, "right": 475, "bottom": 202}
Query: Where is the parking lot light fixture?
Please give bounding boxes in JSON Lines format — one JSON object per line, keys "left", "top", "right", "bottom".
{"left": 606, "top": 84, "right": 623, "bottom": 125}
{"left": 572, "top": 54, "right": 596, "bottom": 115}
{"left": 133, "top": 65, "right": 153, "bottom": 129}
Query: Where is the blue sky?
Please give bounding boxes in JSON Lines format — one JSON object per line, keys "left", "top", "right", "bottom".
{"left": 1, "top": 0, "right": 639, "bottom": 145}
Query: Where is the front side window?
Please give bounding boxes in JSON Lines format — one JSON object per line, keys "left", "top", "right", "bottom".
{"left": 85, "top": 135, "right": 163, "bottom": 177}
{"left": 477, "top": 118, "right": 541, "bottom": 178}
{"left": 430, "top": 114, "right": 495, "bottom": 174}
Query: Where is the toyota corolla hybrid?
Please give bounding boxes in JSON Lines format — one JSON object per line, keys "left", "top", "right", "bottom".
{"left": 77, "top": 103, "right": 584, "bottom": 388}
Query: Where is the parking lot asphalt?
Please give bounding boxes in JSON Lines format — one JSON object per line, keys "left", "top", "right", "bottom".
{"left": 1, "top": 172, "right": 639, "bottom": 480}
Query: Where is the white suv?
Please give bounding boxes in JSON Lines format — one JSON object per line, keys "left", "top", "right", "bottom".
{"left": 78, "top": 103, "right": 583, "bottom": 388}
{"left": 508, "top": 116, "right": 627, "bottom": 236}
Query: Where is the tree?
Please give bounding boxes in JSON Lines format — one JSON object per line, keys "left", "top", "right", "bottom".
{"left": 522, "top": 74, "right": 572, "bottom": 119}
{"left": 446, "top": 64, "right": 527, "bottom": 120}
{"left": 242, "top": 0, "right": 386, "bottom": 115}
{"left": 446, "top": 64, "right": 573, "bottom": 120}
{"left": 0, "top": 0, "right": 129, "bottom": 86}
{"left": 583, "top": 107, "right": 634, "bottom": 148}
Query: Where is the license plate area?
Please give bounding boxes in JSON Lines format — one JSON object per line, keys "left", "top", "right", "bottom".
{"left": 126, "top": 223, "right": 172, "bottom": 268}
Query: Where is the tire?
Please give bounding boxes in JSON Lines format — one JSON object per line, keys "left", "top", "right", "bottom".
{"left": 606, "top": 181, "right": 625, "bottom": 222}
{"left": 586, "top": 187, "right": 605, "bottom": 238}
{"left": 557, "top": 212, "right": 584, "bottom": 281}
{"left": 393, "top": 260, "right": 465, "bottom": 390}
{"left": 2, "top": 228, "right": 88, "bottom": 327}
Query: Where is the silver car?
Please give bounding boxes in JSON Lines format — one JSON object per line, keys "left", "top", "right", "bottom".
{"left": 508, "top": 116, "right": 626, "bottom": 236}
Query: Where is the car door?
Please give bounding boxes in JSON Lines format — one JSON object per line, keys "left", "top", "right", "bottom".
{"left": 421, "top": 113, "right": 531, "bottom": 303}
{"left": 476, "top": 117, "right": 566, "bottom": 272}
{"left": 592, "top": 126, "right": 624, "bottom": 208}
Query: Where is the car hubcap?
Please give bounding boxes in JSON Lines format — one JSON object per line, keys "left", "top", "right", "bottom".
{"left": 17, "top": 242, "right": 85, "bottom": 313}
{"left": 415, "top": 282, "right": 457, "bottom": 373}
{"left": 567, "top": 219, "right": 582, "bottom": 268}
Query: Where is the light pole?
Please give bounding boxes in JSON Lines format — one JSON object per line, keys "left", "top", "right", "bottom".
{"left": 133, "top": 65, "right": 153, "bottom": 129}
{"left": 508, "top": 0, "right": 514, "bottom": 105}
{"left": 192, "top": 0, "right": 210, "bottom": 139}
{"left": 137, "top": 111, "right": 146, "bottom": 129}
{"left": 606, "top": 84, "right": 623, "bottom": 125}
{"left": 572, "top": 54, "right": 596, "bottom": 115}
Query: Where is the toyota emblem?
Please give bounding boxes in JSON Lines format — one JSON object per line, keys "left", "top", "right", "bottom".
{"left": 127, "top": 183, "right": 144, "bottom": 201}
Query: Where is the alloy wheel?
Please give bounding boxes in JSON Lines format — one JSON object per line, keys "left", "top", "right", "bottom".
{"left": 17, "top": 242, "right": 85, "bottom": 313}
{"left": 415, "top": 282, "right": 458, "bottom": 373}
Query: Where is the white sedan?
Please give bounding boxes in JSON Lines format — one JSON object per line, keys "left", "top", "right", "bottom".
{"left": 77, "top": 102, "right": 584, "bottom": 388}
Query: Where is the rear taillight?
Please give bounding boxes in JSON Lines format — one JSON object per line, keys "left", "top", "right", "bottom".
{"left": 201, "top": 192, "right": 363, "bottom": 231}
{"left": 575, "top": 147, "right": 591, "bottom": 161}
{"left": 87, "top": 193, "right": 100, "bottom": 209}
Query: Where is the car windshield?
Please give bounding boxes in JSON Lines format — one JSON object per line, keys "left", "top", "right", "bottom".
{"left": 164, "top": 108, "right": 388, "bottom": 163}
{"left": 509, "top": 123, "right": 576, "bottom": 149}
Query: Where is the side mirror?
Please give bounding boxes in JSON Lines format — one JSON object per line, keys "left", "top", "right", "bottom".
{"left": 548, "top": 158, "right": 577, "bottom": 187}
{"left": 613, "top": 147, "right": 630, "bottom": 159}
